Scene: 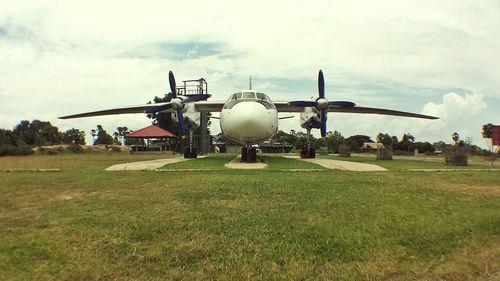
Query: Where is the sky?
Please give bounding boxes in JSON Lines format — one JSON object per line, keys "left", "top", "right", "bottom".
{"left": 0, "top": 0, "right": 499, "bottom": 147}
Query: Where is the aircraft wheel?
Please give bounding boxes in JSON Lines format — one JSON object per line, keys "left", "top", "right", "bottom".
{"left": 308, "top": 147, "right": 316, "bottom": 159}
{"left": 241, "top": 147, "right": 248, "bottom": 162}
{"left": 300, "top": 147, "right": 309, "bottom": 159}
{"left": 190, "top": 147, "right": 197, "bottom": 158}
{"left": 184, "top": 147, "right": 191, "bottom": 158}
{"left": 250, "top": 147, "right": 257, "bottom": 162}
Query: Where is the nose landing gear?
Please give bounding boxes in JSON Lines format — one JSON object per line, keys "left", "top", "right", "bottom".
{"left": 241, "top": 144, "right": 257, "bottom": 162}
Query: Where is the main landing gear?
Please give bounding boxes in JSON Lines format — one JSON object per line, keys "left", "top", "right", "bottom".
{"left": 241, "top": 145, "right": 257, "bottom": 162}
{"left": 300, "top": 128, "right": 316, "bottom": 159}
{"left": 183, "top": 129, "right": 198, "bottom": 159}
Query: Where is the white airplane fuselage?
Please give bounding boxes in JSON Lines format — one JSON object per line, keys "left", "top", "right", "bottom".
{"left": 219, "top": 91, "right": 278, "bottom": 145}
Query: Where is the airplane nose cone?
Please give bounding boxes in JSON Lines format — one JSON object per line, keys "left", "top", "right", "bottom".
{"left": 227, "top": 101, "right": 271, "bottom": 141}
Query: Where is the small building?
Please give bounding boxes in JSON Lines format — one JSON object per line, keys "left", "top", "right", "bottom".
{"left": 126, "top": 125, "right": 177, "bottom": 153}
{"left": 361, "top": 142, "right": 384, "bottom": 151}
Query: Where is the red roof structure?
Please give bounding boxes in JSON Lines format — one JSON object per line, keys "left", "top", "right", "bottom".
{"left": 126, "top": 125, "right": 177, "bottom": 138}
{"left": 492, "top": 125, "right": 500, "bottom": 146}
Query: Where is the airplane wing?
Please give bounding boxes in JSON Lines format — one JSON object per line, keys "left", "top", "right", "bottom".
{"left": 59, "top": 102, "right": 171, "bottom": 119}
{"left": 273, "top": 101, "right": 438, "bottom": 119}
{"left": 194, "top": 101, "right": 225, "bottom": 112}
{"left": 274, "top": 101, "right": 304, "bottom": 113}
{"left": 59, "top": 100, "right": 226, "bottom": 119}
{"left": 327, "top": 106, "right": 438, "bottom": 119}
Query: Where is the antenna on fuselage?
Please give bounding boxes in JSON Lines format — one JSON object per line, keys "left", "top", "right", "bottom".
{"left": 249, "top": 76, "right": 252, "bottom": 90}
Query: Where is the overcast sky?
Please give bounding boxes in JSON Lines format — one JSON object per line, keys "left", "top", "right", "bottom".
{"left": 1, "top": 1, "right": 498, "bottom": 147}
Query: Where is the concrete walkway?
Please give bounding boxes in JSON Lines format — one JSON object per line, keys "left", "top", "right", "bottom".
{"left": 225, "top": 156, "right": 268, "bottom": 169}
{"left": 285, "top": 156, "right": 387, "bottom": 171}
{"left": 105, "top": 157, "right": 190, "bottom": 171}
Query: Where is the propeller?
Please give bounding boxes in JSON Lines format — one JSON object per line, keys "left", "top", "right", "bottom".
{"left": 288, "top": 70, "right": 356, "bottom": 139}
{"left": 146, "top": 71, "right": 211, "bottom": 136}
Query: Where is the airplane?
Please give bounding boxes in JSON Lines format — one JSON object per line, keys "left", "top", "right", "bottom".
{"left": 60, "top": 70, "right": 438, "bottom": 162}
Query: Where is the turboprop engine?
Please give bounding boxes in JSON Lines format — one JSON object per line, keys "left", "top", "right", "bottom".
{"left": 300, "top": 107, "right": 321, "bottom": 130}
{"left": 171, "top": 101, "right": 201, "bottom": 130}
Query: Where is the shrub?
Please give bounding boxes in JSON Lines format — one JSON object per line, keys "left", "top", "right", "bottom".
{"left": 67, "top": 144, "right": 84, "bottom": 154}
{"left": 0, "top": 145, "right": 34, "bottom": 156}
{"left": 47, "top": 149, "right": 59, "bottom": 155}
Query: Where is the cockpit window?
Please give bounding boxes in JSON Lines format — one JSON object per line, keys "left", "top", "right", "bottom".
{"left": 230, "top": 93, "right": 242, "bottom": 100}
{"left": 257, "top": 93, "right": 266, "bottom": 100}
{"left": 242, "top": 92, "right": 255, "bottom": 99}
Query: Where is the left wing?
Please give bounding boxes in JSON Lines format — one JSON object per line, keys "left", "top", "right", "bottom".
{"left": 273, "top": 101, "right": 438, "bottom": 119}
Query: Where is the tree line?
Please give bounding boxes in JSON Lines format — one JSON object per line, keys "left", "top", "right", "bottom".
{"left": 0, "top": 120, "right": 132, "bottom": 156}
{"left": 0, "top": 117, "right": 495, "bottom": 157}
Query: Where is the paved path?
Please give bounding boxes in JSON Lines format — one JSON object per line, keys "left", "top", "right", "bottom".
{"left": 225, "top": 156, "right": 268, "bottom": 169}
{"left": 105, "top": 157, "right": 190, "bottom": 171}
{"left": 285, "top": 156, "right": 387, "bottom": 171}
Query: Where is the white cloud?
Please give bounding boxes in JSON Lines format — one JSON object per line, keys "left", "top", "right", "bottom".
{"left": 0, "top": 0, "right": 499, "bottom": 147}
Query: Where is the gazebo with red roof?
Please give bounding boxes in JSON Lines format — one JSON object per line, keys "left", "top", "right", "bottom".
{"left": 126, "top": 125, "right": 177, "bottom": 152}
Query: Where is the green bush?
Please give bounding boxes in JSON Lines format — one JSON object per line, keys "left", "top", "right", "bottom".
{"left": 67, "top": 144, "right": 84, "bottom": 154}
{"left": 47, "top": 149, "right": 59, "bottom": 155}
{"left": 0, "top": 145, "right": 34, "bottom": 156}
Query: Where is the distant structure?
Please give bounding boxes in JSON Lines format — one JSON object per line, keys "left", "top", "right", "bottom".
{"left": 126, "top": 125, "right": 177, "bottom": 153}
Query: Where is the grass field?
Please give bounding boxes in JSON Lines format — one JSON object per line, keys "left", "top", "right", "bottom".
{"left": 1, "top": 153, "right": 499, "bottom": 280}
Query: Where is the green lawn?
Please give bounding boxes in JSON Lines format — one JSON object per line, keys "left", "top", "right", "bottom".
{"left": 161, "top": 154, "right": 325, "bottom": 170}
{"left": 0, "top": 153, "right": 499, "bottom": 280}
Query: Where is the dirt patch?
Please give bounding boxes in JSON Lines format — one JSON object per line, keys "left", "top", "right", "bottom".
{"left": 105, "top": 157, "right": 191, "bottom": 171}
{"left": 435, "top": 183, "right": 500, "bottom": 197}
{"left": 56, "top": 191, "right": 85, "bottom": 201}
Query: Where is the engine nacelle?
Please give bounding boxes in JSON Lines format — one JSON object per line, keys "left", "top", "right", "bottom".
{"left": 172, "top": 103, "right": 201, "bottom": 129}
{"left": 300, "top": 107, "right": 321, "bottom": 129}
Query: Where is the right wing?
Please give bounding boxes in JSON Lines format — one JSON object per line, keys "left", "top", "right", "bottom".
{"left": 194, "top": 101, "right": 225, "bottom": 112}
{"left": 59, "top": 100, "right": 226, "bottom": 119}
{"left": 59, "top": 102, "right": 171, "bottom": 119}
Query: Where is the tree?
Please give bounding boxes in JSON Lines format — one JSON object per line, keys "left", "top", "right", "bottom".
{"left": 376, "top": 133, "right": 393, "bottom": 146}
{"left": 94, "top": 125, "right": 113, "bottom": 145}
{"left": 116, "top": 126, "right": 130, "bottom": 145}
{"left": 13, "top": 120, "right": 62, "bottom": 146}
{"left": 344, "top": 135, "right": 373, "bottom": 151}
{"left": 414, "top": 142, "right": 435, "bottom": 153}
{"left": 0, "top": 129, "right": 22, "bottom": 146}
{"left": 482, "top": 123, "right": 493, "bottom": 138}
{"left": 61, "top": 128, "right": 86, "bottom": 145}
{"left": 452, "top": 132, "right": 460, "bottom": 145}
{"left": 112, "top": 132, "right": 122, "bottom": 145}
{"left": 325, "top": 130, "right": 344, "bottom": 153}
{"left": 91, "top": 129, "right": 97, "bottom": 143}
{"left": 399, "top": 133, "right": 415, "bottom": 152}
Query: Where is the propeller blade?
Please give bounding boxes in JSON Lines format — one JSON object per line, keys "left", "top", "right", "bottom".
{"left": 328, "top": 101, "right": 356, "bottom": 107}
{"left": 320, "top": 109, "right": 327, "bottom": 139}
{"left": 169, "top": 71, "right": 177, "bottom": 98}
{"left": 318, "top": 70, "right": 325, "bottom": 99}
{"left": 176, "top": 109, "right": 186, "bottom": 136}
{"left": 182, "top": 94, "right": 211, "bottom": 103}
{"left": 146, "top": 103, "right": 172, "bottom": 113}
{"left": 288, "top": 101, "right": 318, "bottom": 107}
